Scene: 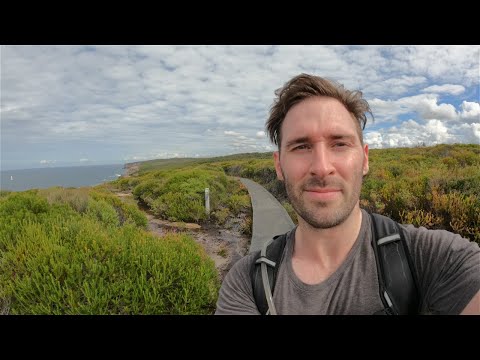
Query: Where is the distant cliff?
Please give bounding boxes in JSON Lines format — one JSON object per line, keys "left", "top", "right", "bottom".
{"left": 123, "top": 162, "right": 140, "bottom": 177}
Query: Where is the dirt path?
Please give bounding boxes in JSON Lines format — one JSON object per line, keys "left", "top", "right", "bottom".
{"left": 115, "top": 191, "right": 250, "bottom": 282}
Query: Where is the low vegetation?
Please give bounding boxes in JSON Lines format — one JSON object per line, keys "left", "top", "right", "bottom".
{"left": 2, "top": 144, "right": 478, "bottom": 314}
{"left": 112, "top": 165, "right": 251, "bottom": 229}
{"left": 0, "top": 189, "right": 219, "bottom": 314}
{"left": 361, "top": 144, "right": 480, "bottom": 243}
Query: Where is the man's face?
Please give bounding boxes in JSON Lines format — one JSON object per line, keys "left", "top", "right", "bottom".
{"left": 273, "top": 96, "right": 369, "bottom": 229}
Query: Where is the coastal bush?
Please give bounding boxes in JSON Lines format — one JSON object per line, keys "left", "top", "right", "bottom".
{"left": 0, "top": 192, "right": 219, "bottom": 314}
{"left": 113, "top": 177, "right": 132, "bottom": 191}
{"left": 132, "top": 179, "right": 163, "bottom": 207}
{"left": 212, "top": 207, "right": 231, "bottom": 225}
{"left": 0, "top": 190, "right": 12, "bottom": 198}
{"left": 39, "top": 187, "right": 148, "bottom": 229}
{"left": 132, "top": 167, "right": 248, "bottom": 224}
{"left": 152, "top": 192, "right": 205, "bottom": 222}
{"left": 109, "top": 177, "right": 142, "bottom": 192}
{"left": 86, "top": 198, "right": 120, "bottom": 228}
{"left": 89, "top": 188, "right": 147, "bottom": 228}
{"left": 227, "top": 194, "right": 251, "bottom": 215}
{"left": 362, "top": 144, "right": 480, "bottom": 243}
{"left": 399, "top": 209, "right": 444, "bottom": 228}
{"left": 240, "top": 215, "right": 252, "bottom": 236}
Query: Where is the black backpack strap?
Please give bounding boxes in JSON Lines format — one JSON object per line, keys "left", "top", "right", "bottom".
{"left": 370, "top": 212, "right": 420, "bottom": 315}
{"left": 251, "top": 232, "right": 289, "bottom": 315}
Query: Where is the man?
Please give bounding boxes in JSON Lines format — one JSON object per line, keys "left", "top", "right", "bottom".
{"left": 215, "top": 73, "right": 480, "bottom": 315}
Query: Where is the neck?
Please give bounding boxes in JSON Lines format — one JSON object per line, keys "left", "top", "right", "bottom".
{"left": 292, "top": 205, "right": 363, "bottom": 282}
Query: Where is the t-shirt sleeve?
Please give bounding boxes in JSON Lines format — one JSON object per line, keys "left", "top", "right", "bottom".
{"left": 404, "top": 225, "right": 480, "bottom": 314}
{"left": 214, "top": 253, "right": 261, "bottom": 315}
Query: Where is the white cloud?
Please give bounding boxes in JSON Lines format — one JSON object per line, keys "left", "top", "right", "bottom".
{"left": 364, "top": 131, "right": 384, "bottom": 148}
{"left": 365, "top": 118, "right": 479, "bottom": 149}
{"left": 2, "top": 45, "right": 479, "bottom": 169}
{"left": 424, "top": 119, "right": 451, "bottom": 143}
{"left": 413, "top": 97, "right": 457, "bottom": 121}
{"left": 365, "top": 122, "right": 426, "bottom": 149}
{"left": 385, "top": 45, "right": 480, "bottom": 86}
{"left": 79, "top": 158, "right": 89, "bottom": 162}
{"left": 123, "top": 151, "right": 191, "bottom": 162}
{"left": 452, "top": 123, "right": 480, "bottom": 144}
{"left": 224, "top": 131, "right": 241, "bottom": 137}
{"left": 422, "top": 84, "right": 465, "bottom": 95}
{"left": 368, "top": 94, "right": 473, "bottom": 125}
{"left": 363, "top": 75, "right": 427, "bottom": 97}
{"left": 459, "top": 101, "right": 480, "bottom": 123}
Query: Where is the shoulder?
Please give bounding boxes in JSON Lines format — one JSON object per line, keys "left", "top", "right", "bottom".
{"left": 221, "top": 252, "right": 259, "bottom": 289}
{"left": 400, "top": 223, "right": 480, "bottom": 278}
{"left": 215, "top": 252, "right": 261, "bottom": 315}
{"left": 401, "top": 223, "right": 479, "bottom": 254}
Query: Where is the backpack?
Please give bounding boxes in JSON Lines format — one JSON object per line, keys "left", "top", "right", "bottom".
{"left": 250, "top": 212, "right": 421, "bottom": 315}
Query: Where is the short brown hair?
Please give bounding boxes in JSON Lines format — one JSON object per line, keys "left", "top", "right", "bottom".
{"left": 266, "top": 73, "right": 372, "bottom": 148}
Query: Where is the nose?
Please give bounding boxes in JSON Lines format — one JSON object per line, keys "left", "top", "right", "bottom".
{"left": 309, "top": 144, "right": 335, "bottom": 177}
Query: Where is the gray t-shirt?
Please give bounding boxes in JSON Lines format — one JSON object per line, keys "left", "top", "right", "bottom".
{"left": 215, "top": 209, "right": 480, "bottom": 315}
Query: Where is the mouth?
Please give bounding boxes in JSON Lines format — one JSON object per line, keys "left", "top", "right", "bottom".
{"left": 303, "top": 188, "right": 342, "bottom": 201}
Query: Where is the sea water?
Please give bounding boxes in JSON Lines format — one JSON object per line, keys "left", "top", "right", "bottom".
{"left": 0, "top": 164, "right": 126, "bottom": 192}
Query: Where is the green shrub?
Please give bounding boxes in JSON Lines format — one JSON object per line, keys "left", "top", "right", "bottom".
{"left": 212, "top": 207, "right": 230, "bottom": 225}
{"left": 0, "top": 190, "right": 12, "bottom": 198}
{"left": 0, "top": 192, "right": 219, "bottom": 314}
{"left": 362, "top": 144, "right": 480, "bottom": 243}
{"left": 86, "top": 199, "right": 120, "bottom": 228}
{"left": 112, "top": 177, "right": 133, "bottom": 191}
{"left": 152, "top": 192, "right": 206, "bottom": 223}
{"left": 227, "top": 194, "right": 251, "bottom": 215}
{"left": 131, "top": 167, "right": 249, "bottom": 223}
{"left": 38, "top": 187, "right": 148, "bottom": 229}
{"left": 89, "top": 189, "right": 147, "bottom": 228}
{"left": 399, "top": 209, "right": 444, "bottom": 228}
{"left": 240, "top": 216, "right": 252, "bottom": 236}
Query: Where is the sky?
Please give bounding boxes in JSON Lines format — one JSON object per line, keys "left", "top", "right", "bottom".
{"left": 1, "top": 45, "right": 479, "bottom": 170}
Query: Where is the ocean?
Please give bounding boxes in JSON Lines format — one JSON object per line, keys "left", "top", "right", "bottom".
{"left": 0, "top": 164, "right": 126, "bottom": 192}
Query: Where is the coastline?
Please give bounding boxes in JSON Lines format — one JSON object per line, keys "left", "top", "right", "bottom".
{"left": 123, "top": 162, "right": 140, "bottom": 177}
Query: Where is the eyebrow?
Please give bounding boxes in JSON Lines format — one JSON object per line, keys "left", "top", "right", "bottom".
{"left": 331, "top": 134, "right": 356, "bottom": 142}
{"left": 284, "top": 134, "right": 356, "bottom": 148}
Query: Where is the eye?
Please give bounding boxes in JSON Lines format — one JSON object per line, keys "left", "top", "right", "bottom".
{"left": 293, "top": 144, "right": 310, "bottom": 151}
{"left": 334, "top": 142, "right": 347, "bottom": 147}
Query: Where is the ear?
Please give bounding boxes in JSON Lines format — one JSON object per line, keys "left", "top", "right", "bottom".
{"left": 273, "top": 151, "right": 284, "bottom": 181}
{"left": 362, "top": 144, "right": 369, "bottom": 176}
